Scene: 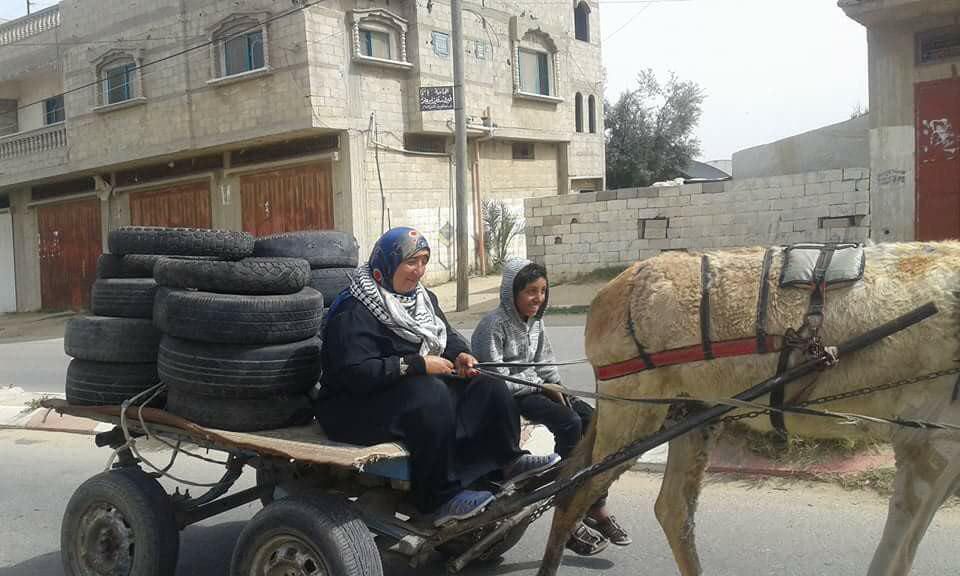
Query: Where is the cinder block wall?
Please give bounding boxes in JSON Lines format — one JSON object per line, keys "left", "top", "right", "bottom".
{"left": 525, "top": 168, "right": 871, "bottom": 280}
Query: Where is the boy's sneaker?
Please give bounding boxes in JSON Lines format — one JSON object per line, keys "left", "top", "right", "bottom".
{"left": 503, "top": 453, "right": 561, "bottom": 483}
{"left": 565, "top": 521, "right": 610, "bottom": 556}
{"left": 584, "top": 515, "right": 632, "bottom": 546}
{"left": 432, "top": 490, "right": 496, "bottom": 527}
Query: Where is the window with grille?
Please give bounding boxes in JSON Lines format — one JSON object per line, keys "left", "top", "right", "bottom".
{"left": 432, "top": 31, "right": 450, "bottom": 56}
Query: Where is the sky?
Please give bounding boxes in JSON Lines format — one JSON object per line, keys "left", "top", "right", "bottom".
{"left": 0, "top": 0, "right": 869, "bottom": 162}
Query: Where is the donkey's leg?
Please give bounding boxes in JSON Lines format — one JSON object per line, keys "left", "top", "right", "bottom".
{"left": 867, "top": 430, "right": 960, "bottom": 576}
{"left": 654, "top": 417, "right": 719, "bottom": 576}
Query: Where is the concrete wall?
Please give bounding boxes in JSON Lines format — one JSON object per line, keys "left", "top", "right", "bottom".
{"left": 16, "top": 70, "right": 62, "bottom": 133}
{"left": 0, "top": 210, "right": 16, "bottom": 313}
{"left": 732, "top": 116, "right": 869, "bottom": 179}
{"left": 525, "top": 168, "right": 871, "bottom": 280}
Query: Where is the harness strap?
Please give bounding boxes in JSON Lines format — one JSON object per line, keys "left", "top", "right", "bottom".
{"left": 700, "top": 255, "right": 714, "bottom": 360}
{"left": 626, "top": 283, "right": 656, "bottom": 370}
{"left": 771, "top": 244, "right": 838, "bottom": 437}
{"left": 756, "top": 248, "right": 775, "bottom": 353}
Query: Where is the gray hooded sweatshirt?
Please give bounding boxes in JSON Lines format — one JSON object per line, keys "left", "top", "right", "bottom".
{"left": 471, "top": 257, "right": 560, "bottom": 396}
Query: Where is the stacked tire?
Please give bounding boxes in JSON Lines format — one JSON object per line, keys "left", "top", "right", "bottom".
{"left": 253, "top": 231, "right": 359, "bottom": 319}
{"left": 153, "top": 234, "right": 324, "bottom": 432}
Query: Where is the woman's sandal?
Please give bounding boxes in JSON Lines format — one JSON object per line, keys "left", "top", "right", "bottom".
{"left": 565, "top": 521, "right": 610, "bottom": 556}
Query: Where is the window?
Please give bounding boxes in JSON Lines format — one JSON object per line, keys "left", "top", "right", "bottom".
{"left": 432, "top": 31, "right": 450, "bottom": 57}
{"left": 405, "top": 133, "right": 447, "bottom": 153}
{"left": 918, "top": 26, "right": 960, "bottom": 65}
{"left": 361, "top": 28, "right": 392, "bottom": 59}
{"left": 474, "top": 39, "right": 487, "bottom": 60}
{"left": 574, "top": 92, "right": 583, "bottom": 132}
{"left": 518, "top": 49, "right": 551, "bottom": 96}
{"left": 44, "top": 95, "right": 64, "bottom": 125}
{"left": 588, "top": 95, "right": 597, "bottom": 133}
{"left": 350, "top": 9, "right": 411, "bottom": 69}
{"left": 512, "top": 142, "right": 535, "bottom": 160}
{"left": 211, "top": 15, "right": 270, "bottom": 80}
{"left": 104, "top": 62, "right": 136, "bottom": 104}
{"left": 223, "top": 30, "right": 265, "bottom": 76}
{"left": 574, "top": 1, "right": 590, "bottom": 42}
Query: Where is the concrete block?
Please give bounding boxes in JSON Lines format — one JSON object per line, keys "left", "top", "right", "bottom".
{"left": 829, "top": 204, "right": 856, "bottom": 218}
{"left": 668, "top": 195, "right": 692, "bottom": 207}
{"left": 526, "top": 217, "right": 544, "bottom": 227}
{"left": 606, "top": 199, "right": 627, "bottom": 210}
{"left": 601, "top": 251, "right": 621, "bottom": 263}
{"left": 637, "top": 188, "right": 660, "bottom": 198}
{"left": 780, "top": 185, "right": 804, "bottom": 198}
{"left": 560, "top": 194, "right": 579, "bottom": 205}
{"left": 681, "top": 183, "right": 703, "bottom": 195}
{"left": 855, "top": 202, "right": 870, "bottom": 215}
{"left": 842, "top": 167, "right": 868, "bottom": 181}
{"left": 804, "top": 182, "right": 829, "bottom": 196}
{"left": 527, "top": 245, "right": 545, "bottom": 256}
{"left": 822, "top": 169, "right": 844, "bottom": 182}
{"left": 544, "top": 224, "right": 571, "bottom": 235}
{"left": 843, "top": 189, "right": 869, "bottom": 205}
{"left": 541, "top": 196, "right": 562, "bottom": 207}
{"left": 576, "top": 192, "right": 598, "bottom": 203}
{"left": 545, "top": 244, "right": 566, "bottom": 255}
{"left": 525, "top": 198, "right": 542, "bottom": 209}
{"left": 648, "top": 197, "right": 669, "bottom": 208}
{"left": 637, "top": 208, "right": 662, "bottom": 219}
{"left": 644, "top": 227, "right": 667, "bottom": 240}
{"left": 659, "top": 187, "right": 680, "bottom": 198}
{"left": 829, "top": 180, "right": 856, "bottom": 194}
{"left": 544, "top": 254, "right": 563, "bottom": 265}
{"left": 627, "top": 198, "right": 648, "bottom": 209}
{"left": 525, "top": 206, "right": 535, "bottom": 217}
{"left": 542, "top": 215, "right": 562, "bottom": 226}
{"left": 564, "top": 212, "right": 596, "bottom": 225}
{"left": 855, "top": 179, "right": 870, "bottom": 192}
{"left": 617, "top": 188, "right": 639, "bottom": 200}
{"left": 597, "top": 190, "right": 617, "bottom": 201}
{"left": 533, "top": 206, "right": 552, "bottom": 217}
{"left": 571, "top": 223, "right": 598, "bottom": 234}
{"left": 580, "top": 232, "right": 600, "bottom": 243}
{"left": 649, "top": 239, "right": 671, "bottom": 250}
{"left": 753, "top": 188, "right": 780, "bottom": 202}
{"left": 644, "top": 218, "right": 668, "bottom": 230}
{"left": 702, "top": 181, "right": 726, "bottom": 194}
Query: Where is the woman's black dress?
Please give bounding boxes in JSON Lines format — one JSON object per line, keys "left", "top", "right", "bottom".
{"left": 314, "top": 290, "right": 523, "bottom": 513}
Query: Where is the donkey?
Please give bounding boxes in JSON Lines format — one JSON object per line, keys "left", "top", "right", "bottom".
{"left": 537, "top": 241, "right": 960, "bottom": 576}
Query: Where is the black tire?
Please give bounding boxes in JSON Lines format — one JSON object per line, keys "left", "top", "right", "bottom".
{"left": 65, "top": 360, "right": 161, "bottom": 407}
{"left": 91, "top": 278, "right": 158, "bottom": 319}
{"left": 108, "top": 226, "right": 254, "bottom": 260}
{"left": 153, "top": 257, "right": 309, "bottom": 295}
{"left": 309, "top": 267, "right": 355, "bottom": 301}
{"left": 97, "top": 254, "right": 162, "bottom": 279}
{"left": 230, "top": 496, "right": 383, "bottom": 576}
{"left": 158, "top": 335, "right": 321, "bottom": 399}
{"left": 61, "top": 468, "right": 179, "bottom": 576}
{"left": 253, "top": 230, "right": 359, "bottom": 268}
{"left": 65, "top": 316, "right": 161, "bottom": 363}
{"left": 164, "top": 386, "right": 313, "bottom": 431}
{"left": 155, "top": 288, "right": 323, "bottom": 345}
{"left": 437, "top": 522, "right": 529, "bottom": 563}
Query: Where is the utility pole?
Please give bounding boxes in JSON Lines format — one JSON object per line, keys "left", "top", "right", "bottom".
{"left": 451, "top": 0, "right": 469, "bottom": 312}
{"left": 26, "top": 0, "right": 32, "bottom": 15}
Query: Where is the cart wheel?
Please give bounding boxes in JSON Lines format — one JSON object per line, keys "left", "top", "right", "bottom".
{"left": 231, "top": 495, "right": 383, "bottom": 576}
{"left": 61, "top": 468, "right": 179, "bottom": 576}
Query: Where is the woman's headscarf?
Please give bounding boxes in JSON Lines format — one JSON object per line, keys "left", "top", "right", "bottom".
{"left": 348, "top": 227, "right": 447, "bottom": 356}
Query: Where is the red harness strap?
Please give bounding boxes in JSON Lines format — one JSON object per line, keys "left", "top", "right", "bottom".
{"left": 595, "top": 334, "right": 783, "bottom": 381}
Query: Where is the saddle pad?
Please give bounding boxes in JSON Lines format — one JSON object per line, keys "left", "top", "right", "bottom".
{"left": 779, "top": 243, "right": 865, "bottom": 288}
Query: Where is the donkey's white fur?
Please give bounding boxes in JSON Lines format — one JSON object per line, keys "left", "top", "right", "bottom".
{"left": 537, "top": 241, "right": 960, "bottom": 576}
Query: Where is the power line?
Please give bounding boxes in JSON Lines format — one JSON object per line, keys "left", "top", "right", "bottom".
{"left": 14, "top": 0, "right": 326, "bottom": 114}
{"left": 603, "top": 1, "right": 656, "bottom": 42}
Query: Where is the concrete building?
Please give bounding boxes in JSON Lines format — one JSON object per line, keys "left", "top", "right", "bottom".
{"left": 841, "top": 0, "right": 960, "bottom": 243}
{"left": 0, "top": 0, "right": 605, "bottom": 312}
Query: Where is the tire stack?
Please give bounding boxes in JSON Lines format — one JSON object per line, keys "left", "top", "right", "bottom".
{"left": 253, "top": 231, "right": 360, "bottom": 321}
{"left": 63, "top": 248, "right": 167, "bottom": 408}
{"left": 153, "top": 235, "right": 325, "bottom": 432}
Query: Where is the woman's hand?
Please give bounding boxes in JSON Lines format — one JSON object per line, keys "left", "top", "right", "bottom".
{"left": 455, "top": 353, "right": 480, "bottom": 377}
{"left": 424, "top": 355, "right": 455, "bottom": 375}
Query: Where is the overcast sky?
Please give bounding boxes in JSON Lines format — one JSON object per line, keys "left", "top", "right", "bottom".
{"left": 1, "top": 0, "right": 868, "bottom": 162}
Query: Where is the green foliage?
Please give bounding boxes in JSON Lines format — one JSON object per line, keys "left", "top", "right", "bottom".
{"left": 481, "top": 199, "right": 525, "bottom": 271}
{"left": 605, "top": 69, "right": 705, "bottom": 189}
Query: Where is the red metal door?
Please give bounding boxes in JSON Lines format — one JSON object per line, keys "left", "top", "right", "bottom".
{"left": 916, "top": 78, "right": 960, "bottom": 241}
{"left": 130, "top": 180, "right": 212, "bottom": 229}
{"left": 37, "top": 197, "right": 102, "bottom": 311}
{"left": 240, "top": 163, "right": 334, "bottom": 237}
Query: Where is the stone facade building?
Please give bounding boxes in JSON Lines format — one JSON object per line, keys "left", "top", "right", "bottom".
{"left": 0, "top": 0, "right": 605, "bottom": 312}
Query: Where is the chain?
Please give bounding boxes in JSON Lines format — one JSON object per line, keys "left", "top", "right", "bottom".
{"left": 719, "top": 366, "right": 960, "bottom": 425}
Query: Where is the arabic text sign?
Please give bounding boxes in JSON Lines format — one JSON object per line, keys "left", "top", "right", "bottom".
{"left": 419, "top": 86, "right": 455, "bottom": 111}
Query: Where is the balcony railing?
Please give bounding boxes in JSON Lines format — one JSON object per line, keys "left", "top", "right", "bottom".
{"left": 0, "top": 6, "right": 61, "bottom": 47}
{"left": 0, "top": 123, "right": 67, "bottom": 160}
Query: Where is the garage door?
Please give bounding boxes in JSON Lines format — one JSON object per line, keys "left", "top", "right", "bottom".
{"left": 130, "top": 180, "right": 212, "bottom": 229}
{"left": 0, "top": 211, "right": 15, "bottom": 313}
{"left": 240, "top": 163, "right": 334, "bottom": 237}
{"left": 37, "top": 197, "right": 102, "bottom": 311}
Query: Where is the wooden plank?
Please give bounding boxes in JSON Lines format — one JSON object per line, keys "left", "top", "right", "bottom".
{"left": 240, "top": 163, "right": 334, "bottom": 236}
{"left": 916, "top": 77, "right": 960, "bottom": 241}
{"left": 37, "top": 198, "right": 102, "bottom": 311}
{"left": 130, "top": 180, "right": 212, "bottom": 229}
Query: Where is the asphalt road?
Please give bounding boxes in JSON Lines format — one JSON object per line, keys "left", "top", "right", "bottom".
{"left": 2, "top": 428, "right": 959, "bottom": 576}
{"left": 0, "top": 325, "right": 596, "bottom": 396}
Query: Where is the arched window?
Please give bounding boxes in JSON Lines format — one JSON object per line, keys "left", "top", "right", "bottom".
{"left": 574, "top": 93, "right": 584, "bottom": 132}
{"left": 93, "top": 50, "right": 144, "bottom": 107}
{"left": 349, "top": 8, "right": 411, "bottom": 69}
{"left": 588, "top": 95, "right": 597, "bottom": 133}
{"left": 211, "top": 14, "right": 269, "bottom": 79}
{"left": 515, "top": 30, "right": 560, "bottom": 99}
{"left": 574, "top": 1, "right": 590, "bottom": 43}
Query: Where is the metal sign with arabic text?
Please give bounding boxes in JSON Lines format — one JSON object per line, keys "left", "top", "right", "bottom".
{"left": 419, "top": 86, "right": 455, "bottom": 111}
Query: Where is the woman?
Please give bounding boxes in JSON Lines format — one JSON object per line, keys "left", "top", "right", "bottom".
{"left": 315, "top": 227, "right": 559, "bottom": 525}
{"left": 472, "top": 258, "right": 632, "bottom": 554}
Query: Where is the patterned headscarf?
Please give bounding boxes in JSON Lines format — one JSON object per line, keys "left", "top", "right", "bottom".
{"left": 347, "top": 227, "right": 447, "bottom": 356}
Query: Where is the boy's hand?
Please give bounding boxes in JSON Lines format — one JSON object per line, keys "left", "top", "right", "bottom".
{"left": 455, "top": 353, "right": 480, "bottom": 377}
{"left": 541, "top": 382, "right": 568, "bottom": 405}
{"left": 424, "top": 355, "right": 455, "bottom": 375}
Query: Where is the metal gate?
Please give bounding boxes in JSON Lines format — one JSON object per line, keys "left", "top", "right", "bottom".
{"left": 240, "top": 163, "right": 334, "bottom": 237}
{"left": 0, "top": 211, "right": 16, "bottom": 313}
{"left": 130, "top": 180, "right": 212, "bottom": 229}
{"left": 37, "top": 197, "right": 102, "bottom": 311}
{"left": 916, "top": 78, "right": 960, "bottom": 241}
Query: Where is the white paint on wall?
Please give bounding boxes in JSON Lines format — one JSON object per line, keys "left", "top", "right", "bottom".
{"left": 0, "top": 212, "right": 17, "bottom": 314}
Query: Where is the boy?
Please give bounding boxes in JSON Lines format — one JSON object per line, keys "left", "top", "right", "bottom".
{"left": 472, "top": 258, "right": 631, "bottom": 556}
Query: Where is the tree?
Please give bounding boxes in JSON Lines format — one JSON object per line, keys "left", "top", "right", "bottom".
{"left": 605, "top": 69, "right": 705, "bottom": 189}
